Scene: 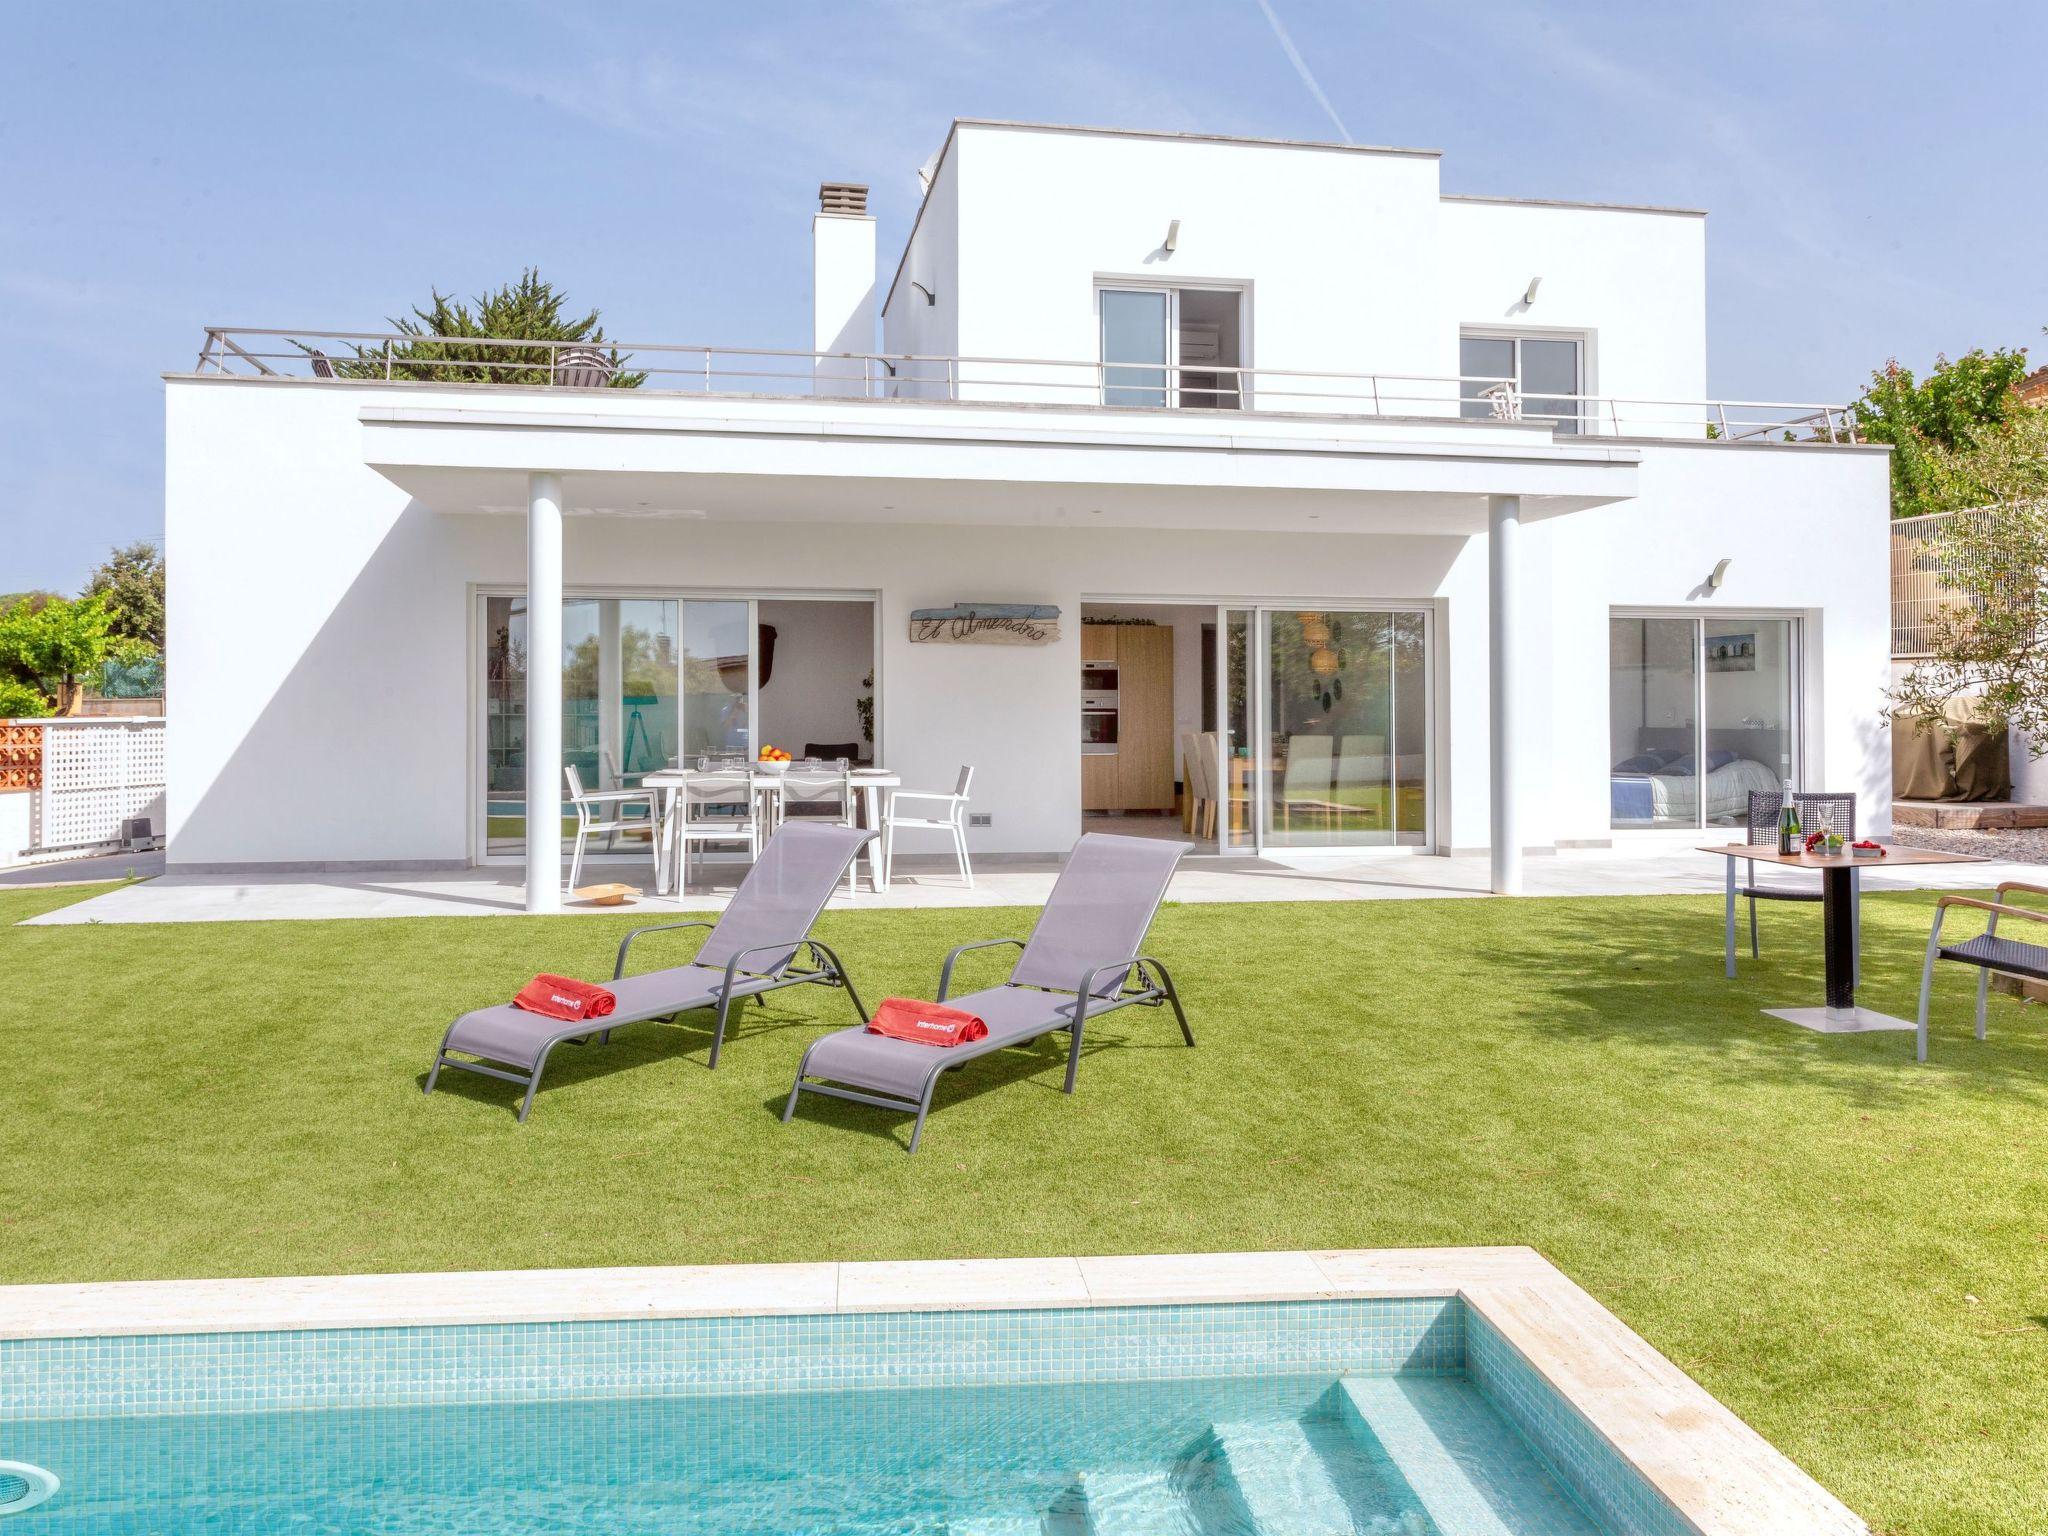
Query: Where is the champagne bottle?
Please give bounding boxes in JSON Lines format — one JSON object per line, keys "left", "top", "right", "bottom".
{"left": 1777, "top": 780, "right": 1800, "bottom": 856}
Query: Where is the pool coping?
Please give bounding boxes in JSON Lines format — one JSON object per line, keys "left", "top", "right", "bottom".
{"left": 0, "top": 1246, "right": 1864, "bottom": 1535}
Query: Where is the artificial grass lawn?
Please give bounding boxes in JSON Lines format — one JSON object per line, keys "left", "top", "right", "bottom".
{"left": 4, "top": 882, "right": 2046, "bottom": 1533}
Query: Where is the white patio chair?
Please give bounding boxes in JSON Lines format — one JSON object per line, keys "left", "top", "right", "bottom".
{"left": 563, "top": 763, "right": 659, "bottom": 893}
{"left": 670, "top": 771, "right": 761, "bottom": 896}
{"left": 598, "top": 746, "right": 657, "bottom": 845}
{"left": 881, "top": 766, "right": 975, "bottom": 888}
{"left": 778, "top": 765, "right": 859, "bottom": 895}
{"left": 601, "top": 745, "right": 650, "bottom": 791}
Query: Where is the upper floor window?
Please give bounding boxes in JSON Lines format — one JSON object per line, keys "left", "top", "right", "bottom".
{"left": 1099, "top": 285, "right": 1244, "bottom": 410}
{"left": 1460, "top": 332, "right": 1583, "bottom": 431}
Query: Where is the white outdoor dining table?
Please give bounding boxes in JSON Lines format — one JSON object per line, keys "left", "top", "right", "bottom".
{"left": 640, "top": 768, "right": 900, "bottom": 896}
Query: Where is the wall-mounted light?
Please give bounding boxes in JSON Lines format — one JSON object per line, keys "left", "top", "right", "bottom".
{"left": 1164, "top": 219, "right": 1181, "bottom": 253}
{"left": 1709, "top": 557, "right": 1732, "bottom": 590}
{"left": 909, "top": 280, "right": 937, "bottom": 306}
{"left": 1522, "top": 275, "right": 1543, "bottom": 306}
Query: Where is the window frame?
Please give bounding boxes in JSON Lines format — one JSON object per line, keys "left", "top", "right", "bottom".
{"left": 1459, "top": 326, "right": 1592, "bottom": 432}
{"left": 1607, "top": 607, "right": 1806, "bottom": 834}
{"left": 1095, "top": 279, "right": 1251, "bottom": 410}
{"left": 469, "top": 586, "right": 882, "bottom": 865}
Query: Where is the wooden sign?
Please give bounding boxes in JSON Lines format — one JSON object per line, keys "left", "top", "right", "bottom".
{"left": 909, "top": 604, "right": 1061, "bottom": 646}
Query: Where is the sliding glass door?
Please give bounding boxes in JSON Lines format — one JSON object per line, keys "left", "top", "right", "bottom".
{"left": 680, "top": 600, "right": 753, "bottom": 763}
{"left": 484, "top": 595, "right": 694, "bottom": 858}
{"left": 482, "top": 596, "right": 758, "bottom": 860}
{"left": 1608, "top": 613, "right": 1799, "bottom": 831}
{"left": 480, "top": 593, "right": 879, "bottom": 861}
{"left": 1216, "top": 604, "right": 1432, "bottom": 853}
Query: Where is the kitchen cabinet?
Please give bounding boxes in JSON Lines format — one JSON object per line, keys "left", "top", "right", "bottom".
{"left": 1079, "top": 623, "right": 1174, "bottom": 813}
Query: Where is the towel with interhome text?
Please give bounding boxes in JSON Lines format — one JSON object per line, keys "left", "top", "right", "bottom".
{"left": 511, "top": 974, "right": 617, "bottom": 1022}
{"left": 864, "top": 997, "right": 988, "bottom": 1047}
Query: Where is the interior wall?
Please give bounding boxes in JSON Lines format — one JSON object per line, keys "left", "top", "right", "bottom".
{"left": 757, "top": 599, "right": 874, "bottom": 758}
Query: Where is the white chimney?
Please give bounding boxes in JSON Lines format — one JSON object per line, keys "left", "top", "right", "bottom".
{"left": 812, "top": 182, "right": 876, "bottom": 397}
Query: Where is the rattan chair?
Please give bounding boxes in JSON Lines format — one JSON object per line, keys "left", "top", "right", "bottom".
{"left": 1736, "top": 791, "right": 1859, "bottom": 974}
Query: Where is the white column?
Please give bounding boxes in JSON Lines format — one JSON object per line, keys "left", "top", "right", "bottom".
{"left": 1488, "top": 493, "right": 1522, "bottom": 895}
{"left": 525, "top": 472, "right": 564, "bottom": 914}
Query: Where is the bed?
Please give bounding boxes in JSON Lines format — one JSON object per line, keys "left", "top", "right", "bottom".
{"left": 1610, "top": 728, "right": 1784, "bottom": 825}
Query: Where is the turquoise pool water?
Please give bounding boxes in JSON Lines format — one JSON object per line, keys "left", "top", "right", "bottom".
{"left": 8, "top": 1375, "right": 1606, "bottom": 1534}
{"left": 0, "top": 1300, "right": 1678, "bottom": 1534}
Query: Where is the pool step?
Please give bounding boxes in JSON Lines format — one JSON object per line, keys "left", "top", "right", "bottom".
{"left": 1211, "top": 1420, "right": 1358, "bottom": 1536}
{"left": 1074, "top": 1469, "right": 1193, "bottom": 1534}
{"left": 1334, "top": 1377, "right": 1604, "bottom": 1535}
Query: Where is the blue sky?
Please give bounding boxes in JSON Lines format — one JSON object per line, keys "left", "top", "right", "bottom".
{"left": 3, "top": 1, "right": 2043, "bottom": 594}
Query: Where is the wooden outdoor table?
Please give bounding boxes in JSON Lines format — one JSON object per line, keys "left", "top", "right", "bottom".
{"left": 1701, "top": 843, "right": 1987, "bottom": 1033}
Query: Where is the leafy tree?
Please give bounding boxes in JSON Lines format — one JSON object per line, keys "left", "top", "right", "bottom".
{"left": 1890, "top": 407, "right": 2048, "bottom": 750}
{"left": 84, "top": 540, "right": 165, "bottom": 650}
{"left": 1854, "top": 347, "right": 2032, "bottom": 518}
{"left": 308, "top": 270, "right": 644, "bottom": 387}
{"left": 0, "top": 676, "right": 49, "bottom": 719}
{"left": 0, "top": 594, "right": 114, "bottom": 715}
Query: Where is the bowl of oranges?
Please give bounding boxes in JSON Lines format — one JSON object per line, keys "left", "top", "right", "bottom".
{"left": 756, "top": 745, "right": 792, "bottom": 775}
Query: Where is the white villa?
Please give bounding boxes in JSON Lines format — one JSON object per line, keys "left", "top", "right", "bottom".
{"left": 163, "top": 119, "right": 1891, "bottom": 908}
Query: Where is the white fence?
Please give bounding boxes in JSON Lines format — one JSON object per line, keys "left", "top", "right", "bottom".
{"left": 0, "top": 717, "right": 165, "bottom": 861}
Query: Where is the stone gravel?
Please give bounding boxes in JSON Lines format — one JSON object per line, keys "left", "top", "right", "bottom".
{"left": 1891, "top": 824, "right": 2048, "bottom": 864}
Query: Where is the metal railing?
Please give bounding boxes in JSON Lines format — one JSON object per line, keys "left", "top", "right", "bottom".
{"left": 1892, "top": 508, "right": 1996, "bottom": 658}
{"left": 190, "top": 327, "right": 1860, "bottom": 444}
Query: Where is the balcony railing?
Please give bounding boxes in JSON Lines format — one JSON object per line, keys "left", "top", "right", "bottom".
{"left": 191, "top": 327, "right": 1861, "bottom": 445}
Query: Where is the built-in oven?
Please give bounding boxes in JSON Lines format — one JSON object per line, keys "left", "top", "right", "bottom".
{"left": 1082, "top": 701, "right": 1119, "bottom": 754}
{"left": 1082, "top": 659, "right": 1120, "bottom": 755}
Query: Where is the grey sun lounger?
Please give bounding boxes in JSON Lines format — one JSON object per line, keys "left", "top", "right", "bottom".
{"left": 782, "top": 832, "right": 1192, "bottom": 1153}
{"left": 427, "top": 822, "right": 875, "bottom": 1121}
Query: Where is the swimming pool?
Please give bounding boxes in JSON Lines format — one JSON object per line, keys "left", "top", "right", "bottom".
{"left": 0, "top": 1250, "right": 1866, "bottom": 1535}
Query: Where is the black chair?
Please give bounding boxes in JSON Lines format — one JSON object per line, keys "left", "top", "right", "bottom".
{"left": 1739, "top": 790, "right": 1858, "bottom": 964}
{"left": 803, "top": 741, "right": 861, "bottom": 763}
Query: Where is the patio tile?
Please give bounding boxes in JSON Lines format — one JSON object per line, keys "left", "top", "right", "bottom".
{"left": 17, "top": 846, "right": 2039, "bottom": 926}
{"left": 1311, "top": 1245, "right": 1555, "bottom": 1294}
{"left": 0, "top": 1262, "right": 841, "bottom": 1339}
{"left": 837, "top": 1256, "right": 1090, "bottom": 1312}
{"left": 1076, "top": 1249, "right": 1335, "bottom": 1305}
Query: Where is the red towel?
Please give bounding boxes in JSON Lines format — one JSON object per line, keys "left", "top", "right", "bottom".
{"left": 865, "top": 997, "right": 988, "bottom": 1048}
{"left": 511, "top": 974, "right": 618, "bottom": 1023}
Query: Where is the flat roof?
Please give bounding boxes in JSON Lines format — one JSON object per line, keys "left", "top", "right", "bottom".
{"left": 886, "top": 118, "right": 1438, "bottom": 314}
{"left": 951, "top": 116, "right": 1442, "bottom": 160}
{"left": 883, "top": 118, "right": 1704, "bottom": 311}
{"left": 1441, "top": 191, "right": 1707, "bottom": 218}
